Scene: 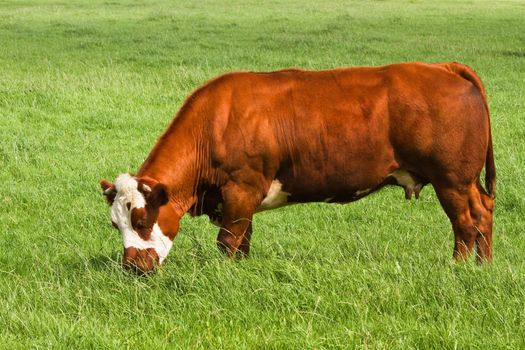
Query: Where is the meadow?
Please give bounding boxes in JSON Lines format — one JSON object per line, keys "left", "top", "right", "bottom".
{"left": 1, "top": 0, "right": 525, "bottom": 348}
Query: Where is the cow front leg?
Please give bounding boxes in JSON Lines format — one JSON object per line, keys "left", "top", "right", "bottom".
{"left": 238, "top": 223, "right": 253, "bottom": 257}
{"left": 216, "top": 185, "right": 260, "bottom": 257}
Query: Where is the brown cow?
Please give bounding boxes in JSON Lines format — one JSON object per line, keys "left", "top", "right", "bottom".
{"left": 100, "top": 62, "right": 495, "bottom": 274}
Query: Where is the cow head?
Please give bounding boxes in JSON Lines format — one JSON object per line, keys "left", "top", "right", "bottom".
{"left": 100, "top": 174, "right": 177, "bottom": 274}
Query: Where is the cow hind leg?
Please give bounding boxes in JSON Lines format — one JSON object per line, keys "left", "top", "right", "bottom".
{"left": 435, "top": 182, "right": 494, "bottom": 263}
{"left": 472, "top": 183, "right": 494, "bottom": 262}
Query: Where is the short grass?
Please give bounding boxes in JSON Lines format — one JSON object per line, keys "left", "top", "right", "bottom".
{"left": 1, "top": 0, "right": 525, "bottom": 348}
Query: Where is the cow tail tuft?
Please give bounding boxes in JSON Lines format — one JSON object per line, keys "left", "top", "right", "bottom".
{"left": 446, "top": 62, "right": 496, "bottom": 198}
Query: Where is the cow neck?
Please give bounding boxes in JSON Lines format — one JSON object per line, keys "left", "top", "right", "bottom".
{"left": 137, "top": 108, "right": 210, "bottom": 217}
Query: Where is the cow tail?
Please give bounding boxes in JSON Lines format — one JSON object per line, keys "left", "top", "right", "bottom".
{"left": 446, "top": 62, "right": 496, "bottom": 198}
{"left": 485, "top": 127, "right": 496, "bottom": 198}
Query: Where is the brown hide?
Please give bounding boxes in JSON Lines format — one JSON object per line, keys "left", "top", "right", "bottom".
{"left": 133, "top": 62, "right": 495, "bottom": 263}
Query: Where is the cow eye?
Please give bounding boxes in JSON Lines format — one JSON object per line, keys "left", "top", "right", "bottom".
{"left": 126, "top": 202, "right": 131, "bottom": 210}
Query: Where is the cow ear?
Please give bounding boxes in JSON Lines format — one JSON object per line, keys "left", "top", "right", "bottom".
{"left": 145, "top": 183, "right": 169, "bottom": 208}
{"left": 100, "top": 179, "right": 116, "bottom": 205}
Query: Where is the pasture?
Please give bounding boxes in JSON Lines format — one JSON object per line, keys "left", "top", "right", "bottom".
{"left": 1, "top": 0, "right": 524, "bottom": 348}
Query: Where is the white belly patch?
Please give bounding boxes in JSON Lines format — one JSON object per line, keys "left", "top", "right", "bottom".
{"left": 257, "top": 180, "right": 291, "bottom": 211}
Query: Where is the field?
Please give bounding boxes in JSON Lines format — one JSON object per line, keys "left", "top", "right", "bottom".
{"left": 1, "top": 0, "right": 525, "bottom": 348}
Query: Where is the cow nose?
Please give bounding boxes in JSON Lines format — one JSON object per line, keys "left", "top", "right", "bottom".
{"left": 123, "top": 247, "right": 159, "bottom": 275}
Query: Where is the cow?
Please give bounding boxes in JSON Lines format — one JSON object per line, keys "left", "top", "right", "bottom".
{"left": 100, "top": 62, "right": 496, "bottom": 274}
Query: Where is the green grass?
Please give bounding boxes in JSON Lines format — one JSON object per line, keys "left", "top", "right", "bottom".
{"left": 1, "top": 0, "right": 525, "bottom": 348}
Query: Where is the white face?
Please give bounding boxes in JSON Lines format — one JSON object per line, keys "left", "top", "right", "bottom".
{"left": 110, "top": 174, "right": 173, "bottom": 264}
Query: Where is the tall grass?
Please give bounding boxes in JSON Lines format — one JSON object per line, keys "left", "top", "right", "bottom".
{"left": 1, "top": 1, "right": 524, "bottom": 348}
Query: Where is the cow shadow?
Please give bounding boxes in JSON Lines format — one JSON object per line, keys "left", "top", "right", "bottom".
{"left": 501, "top": 50, "right": 525, "bottom": 58}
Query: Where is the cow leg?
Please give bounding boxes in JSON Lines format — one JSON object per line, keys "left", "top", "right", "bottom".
{"left": 435, "top": 183, "right": 493, "bottom": 263}
{"left": 216, "top": 185, "right": 260, "bottom": 257}
{"left": 438, "top": 186, "right": 477, "bottom": 261}
{"left": 237, "top": 223, "right": 253, "bottom": 257}
{"left": 472, "top": 184, "right": 494, "bottom": 263}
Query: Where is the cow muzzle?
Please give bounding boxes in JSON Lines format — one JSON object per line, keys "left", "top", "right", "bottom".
{"left": 123, "top": 247, "right": 159, "bottom": 275}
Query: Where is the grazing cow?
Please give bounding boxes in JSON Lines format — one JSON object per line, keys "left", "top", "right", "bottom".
{"left": 100, "top": 62, "right": 496, "bottom": 274}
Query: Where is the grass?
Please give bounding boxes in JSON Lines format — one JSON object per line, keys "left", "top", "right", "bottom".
{"left": 1, "top": 0, "right": 525, "bottom": 348}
